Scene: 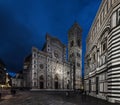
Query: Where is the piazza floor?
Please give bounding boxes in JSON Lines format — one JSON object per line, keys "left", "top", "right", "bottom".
{"left": 0, "top": 91, "right": 119, "bottom": 105}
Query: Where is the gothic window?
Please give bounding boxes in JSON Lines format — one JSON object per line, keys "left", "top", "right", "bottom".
{"left": 40, "top": 64, "right": 44, "bottom": 69}
{"left": 34, "top": 60, "right": 36, "bottom": 64}
{"left": 77, "top": 63, "right": 80, "bottom": 67}
{"left": 70, "top": 41, "right": 74, "bottom": 47}
{"left": 117, "top": 9, "right": 120, "bottom": 25}
{"left": 77, "top": 53, "right": 80, "bottom": 57}
{"left": 34, "top": 82, "right": 36, "bottom": 87}
{"left": 34, "top": 53, "right": 36, "bottom": 57}
{"left": 67, "top": 72, "right": 69, "bottom": 75}
{"left": 34, "top": 72, "right": 37, "bottom": 77}
{"left": 34, "top": 65, "right": 36, "bottom": 68}
{"left": 77, "top": 39, "right": 80, "bottom": 47}
{"left": 102, "top": 42, "right": 107, "bottom": 52}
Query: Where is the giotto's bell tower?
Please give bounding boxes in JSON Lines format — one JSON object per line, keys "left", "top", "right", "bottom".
{"left": 68, "top": 22, "right": 82, "bottom": 89}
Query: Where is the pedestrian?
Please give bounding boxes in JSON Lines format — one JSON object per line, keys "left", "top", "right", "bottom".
{"left": 0, "top": 92, "right": 1, "bottom": 100}
{"left": 14, "top": 89, "right": 16, "bottom": 95}
{"left": 81, "top": 89, "right": 84, "bottom": 103}
{"left": 13, "top": 89, "right": 16, "bottom": 96}
{"left": 84, "top": 90, "right": 86, "bottom": 101}
{"left": 11, "top": 88, "right": 16, "bottom": 96}
{"left": 11, "top": 88, "right": 13, "bottom": 95}
{"left": 66, "top": 91, "right": 69, "bottom": 97}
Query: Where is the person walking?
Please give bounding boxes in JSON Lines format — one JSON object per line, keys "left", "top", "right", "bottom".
{"left": 0, "top": 92, "right": 1, "bottom": 100}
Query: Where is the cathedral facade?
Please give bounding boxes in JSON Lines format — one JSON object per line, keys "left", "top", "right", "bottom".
{"left": 23, "top": 23, "right": 82, "bottom": 90}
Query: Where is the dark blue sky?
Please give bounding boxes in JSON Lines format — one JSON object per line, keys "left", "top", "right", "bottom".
{"left": 0, "top": 0, "right": 101, "bottom": 73}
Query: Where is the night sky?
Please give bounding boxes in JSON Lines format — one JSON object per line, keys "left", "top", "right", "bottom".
{"left": 0, "top": 0, "right": 101, "bottom": 74}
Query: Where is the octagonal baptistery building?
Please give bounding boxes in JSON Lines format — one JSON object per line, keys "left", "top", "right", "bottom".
{"left": 84, "top": 0, "right": 120, "bottom": 103}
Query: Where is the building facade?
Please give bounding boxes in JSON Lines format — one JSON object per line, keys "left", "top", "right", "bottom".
{"left": 24, "top": 23, "right": 82, "bottom": 90}
{"left": 0, "top": 59, "right": 6, "bottom": 86}
{"left": 11, "top": 71, "right": 24, "bottom": 88}
{"left": 84, "top": 0, "right": 120, "bottom": 103}
{"left": 0, "top": 59, "right": 11, "bottom": 88}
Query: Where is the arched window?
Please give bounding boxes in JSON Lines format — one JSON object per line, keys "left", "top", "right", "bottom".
{"left": 70, "top": 41, "right": 74, "bottom": 47}
{"left": 40, "top": 64, "right": 44, "bottom": 69}
{"left": 77, "top": 63, "right": 80, "bottom": 67}
{"left": 117, "top": 8, "right": 120, "bottom": 25}
{"left": 101, "top": 40, "right": 107, "bottom": 53}
{"left": 34, "top": 72, "right": 37, "bottom": 77}
{"left": 77, "top": 39, "right": 80, "bottom": 47}
{"left": 77, "top": 53, "right": 80, "bottom": 57}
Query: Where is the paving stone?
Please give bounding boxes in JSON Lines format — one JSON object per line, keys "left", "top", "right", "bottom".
{"left": 0, "top": 91, "right": 119, "bottom": 105}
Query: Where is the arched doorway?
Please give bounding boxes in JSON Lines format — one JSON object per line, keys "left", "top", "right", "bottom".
{"left": 54, "top": 75, "right": 59, "bottom": 89}
{"left": 39, "top": 75, "right": 44, "bottom": 89}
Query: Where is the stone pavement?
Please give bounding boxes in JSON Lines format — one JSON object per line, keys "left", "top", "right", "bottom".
{"left": 0, "top": 91, "right": 119, "bottom": 105}
{"left": 2, "top": 94, "right": 12, "bottom": 100}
